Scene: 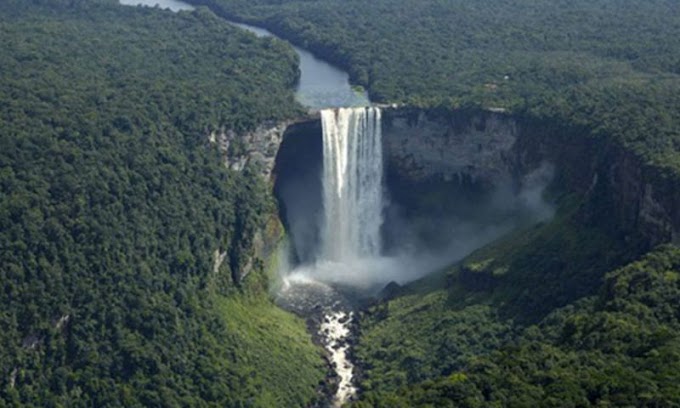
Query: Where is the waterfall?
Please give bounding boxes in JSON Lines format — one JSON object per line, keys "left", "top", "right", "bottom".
{"left": 320, "top": 107, "right": 383, "bottom": 261}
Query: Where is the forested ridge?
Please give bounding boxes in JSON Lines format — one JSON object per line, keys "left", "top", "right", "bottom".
{"left": 0, "top": 1, "right": 324, "bottom": 406}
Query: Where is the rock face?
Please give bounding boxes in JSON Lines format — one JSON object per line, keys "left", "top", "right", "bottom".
{"left": 512, "top": 115, "right": 680, "bottom": 247}
{"left": 592, "top": 143, "right": 679, "bottom": 246}
{"left": 379, "top": 106, "right": 680, "bottom": 247}
{"left": 209, "top": 113, "right": 323, "bottom": 180}
{"left": 209, "top": 121, "right": 292, "bottom": 179}
{"left": 382, "top": 107, "right": 520, "bottom": 186}
{"left": 208, "top": 120, "right": 304, "bottom": 284}
{"left": 227, "top": 106, "right": 680, "bottom": 264}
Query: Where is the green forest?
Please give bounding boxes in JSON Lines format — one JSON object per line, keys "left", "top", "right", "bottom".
{"left": 353, "top": 208, "right": 680, "bottom": 406}
{"left": 196, "top": 0, "right": 680, "bottom": 174}
{"left": 187, "top": 0, "right": 680, "bottom": 406}
{"left": 3, "top": 0, "right": 680, "bottom": 406}
{"left": 0, "top": 1, "right": 324, "bottom": 406}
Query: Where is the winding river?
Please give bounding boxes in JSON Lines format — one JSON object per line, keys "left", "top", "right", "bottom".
{"left": 119, "top": 0, "right": 365, "bottom": 405}
{"left": 119, "top": 0, "right": 369, "bottom": 110}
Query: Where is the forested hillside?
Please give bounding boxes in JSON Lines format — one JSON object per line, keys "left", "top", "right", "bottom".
{"left": 5, "top": 0, "right": 680, "bottom": 406}
{"left": 0, "top": 1, "right": 324, "bottom": 406}
{"left": 354, "top": 211, "right": 680, "bottom": 406}
{"left": 355, "top": 246, "right": 680, "bottom": 407}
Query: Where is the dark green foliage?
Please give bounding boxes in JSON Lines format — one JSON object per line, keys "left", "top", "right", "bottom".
{"left": 353, "top": 193, "right": 680, "bottom": 406}
{"left": 198, "top": 0, "right": 680, "bottom": 100}
{"left": 0, "top": 1, "right": 323, "bottom": 406}
{"left": 189, "top": 2, "right": 680, "bottom": 405}
{"left": 353, "top": 197, "right": 638, "bottom": 395}
{"left": 194, "top": 0, "right": 680, "bottom": 173}
{"left": 356, "top": 245, "right": 680, "bottom": 407}
{"left": 357, "top": 296, "right": 512, "bottom": 394}
{"left": 460, "top": 200, "right": 641, "bottom": 322}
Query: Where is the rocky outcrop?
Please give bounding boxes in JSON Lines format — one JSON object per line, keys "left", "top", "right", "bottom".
{"left": 514, "top": 115, "right": 680, "bottom": 247}
{"left": 209, "top": 121, "right": 293, "bottom": 179}
{"left": 53, "top": 314, "right": 70, "bottom": 331}
{"left": 213, "top": 249, "right": 227, "bottom": 275}
{"left": 232, "top": 216, "right": 285, "bottom": 284}
{"left": 382, "top": 107, "right": 520, "bottom": 186}
{"left": 591, "top": 142, "right": 679, "bottom": 246}
{"left": 208, "top": 113, "right": 323, "bottom": 180}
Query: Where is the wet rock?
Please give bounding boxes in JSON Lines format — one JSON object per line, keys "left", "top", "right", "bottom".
{"left": 275, "top": 278, "right": 359, "bottom": 407}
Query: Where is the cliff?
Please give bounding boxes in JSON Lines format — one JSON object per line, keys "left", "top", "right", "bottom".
{"left": 208, "top": 117, "right": 321, "bottom": 283}
{"left": 223, "top": 106, "right": 679, "bottom": 270}
{"left": 382, "top": 107, "right": 519, "bottom": 187}
{"left": 381, "top": 106, "right": 680, "bottom": 247}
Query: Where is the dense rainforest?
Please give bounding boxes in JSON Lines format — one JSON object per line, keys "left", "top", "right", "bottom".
{"left": 0, "top": 1, "right": 326, "bottom": 406}
{"left": 180, "top": 0, "right": 680, "bottom": 406}
{"left": 191, "top": 0, "right": 680, "bottom": 174}
{"left": 4, "top": 0, "right": 680, "bottom": 406}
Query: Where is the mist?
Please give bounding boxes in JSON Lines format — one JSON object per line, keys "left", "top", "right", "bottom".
{"left": 279, "top": 161, "right": 555, "bottom": 292}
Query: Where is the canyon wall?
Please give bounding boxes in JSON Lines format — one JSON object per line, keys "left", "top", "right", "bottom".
{"left": 222, "top": 106, "right": 680, "bottom": 264}
{"left": 381, "top": 107, "right": 521, "bottom": 187}
{"left": 209, "top": 121, "right": 291, "bottom": 179}
{"left": 381, "top": 107, "right": 680, "bottom": 247}
{"left": 208, "top": 117, "right": 321, "bottom": 281}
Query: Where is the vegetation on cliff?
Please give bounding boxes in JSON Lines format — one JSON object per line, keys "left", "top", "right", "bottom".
{"left": 0, "top": 1, "right": 324, "bottom": 406}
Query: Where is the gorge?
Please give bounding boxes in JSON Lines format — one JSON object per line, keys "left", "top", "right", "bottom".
{"left": 121, "top": 0, "right": 680, "bottom": 404}
{"left": 6, "top": 0, "right": 680, "bottom": 406}
{"left": 274, "top": 108, "right": 556, "bottom": 287}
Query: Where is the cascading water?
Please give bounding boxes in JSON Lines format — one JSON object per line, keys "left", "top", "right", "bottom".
{"left": 320, "top": 107, "right": 383, "bottom": 262}
{"left": 277, "top": 107, "right": 384, "bottom": 407}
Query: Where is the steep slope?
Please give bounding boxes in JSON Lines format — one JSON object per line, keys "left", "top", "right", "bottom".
{"left": 354, "top": 244, "right": 680, "bottom": 407}
{"left": 0, "top": 1, "right": 324, "bottom": 406}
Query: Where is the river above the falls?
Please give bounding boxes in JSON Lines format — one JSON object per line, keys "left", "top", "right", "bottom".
{"left": 119, "top": 0, "right": 370, "bottom": 109}
{"left": 119, "top": 0, "right": 194, "bottom": 12}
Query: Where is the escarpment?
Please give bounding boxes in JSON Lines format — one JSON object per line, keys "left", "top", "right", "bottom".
{"left": 249, "top": 107, "right": 679, "bottom": 252}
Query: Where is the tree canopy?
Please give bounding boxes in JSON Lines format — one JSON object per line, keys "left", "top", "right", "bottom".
{"left": 0, "top": 1, "right": 324, "bottom": 406}
{"left": 197, "top": 0, "right": 680, "bottom": 173}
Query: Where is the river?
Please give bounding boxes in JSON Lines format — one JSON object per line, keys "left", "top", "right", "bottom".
{"left": 118, "top": 0, "right": 369, "bottom": 110}
{"left": 119, "top": 0, "right": 365, "bottom": 405}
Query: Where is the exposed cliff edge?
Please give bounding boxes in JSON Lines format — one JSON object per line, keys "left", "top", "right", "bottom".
{"left": 380, "top": 107, "right": 679, "bottom": 248}
{"left": 208, "top": 121, "right": 290, "bottom": 179}
{"left": 216, "top": 106, "right": 679, "bottom": 275}
{"left": 207, "top": 121, "right": 297, "bottom": 285}
{"left": 511, "top": 113, "right": 680, "bottom": 247}
{"left": 382, "top": 108, "right": 519, "bottom": 186}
